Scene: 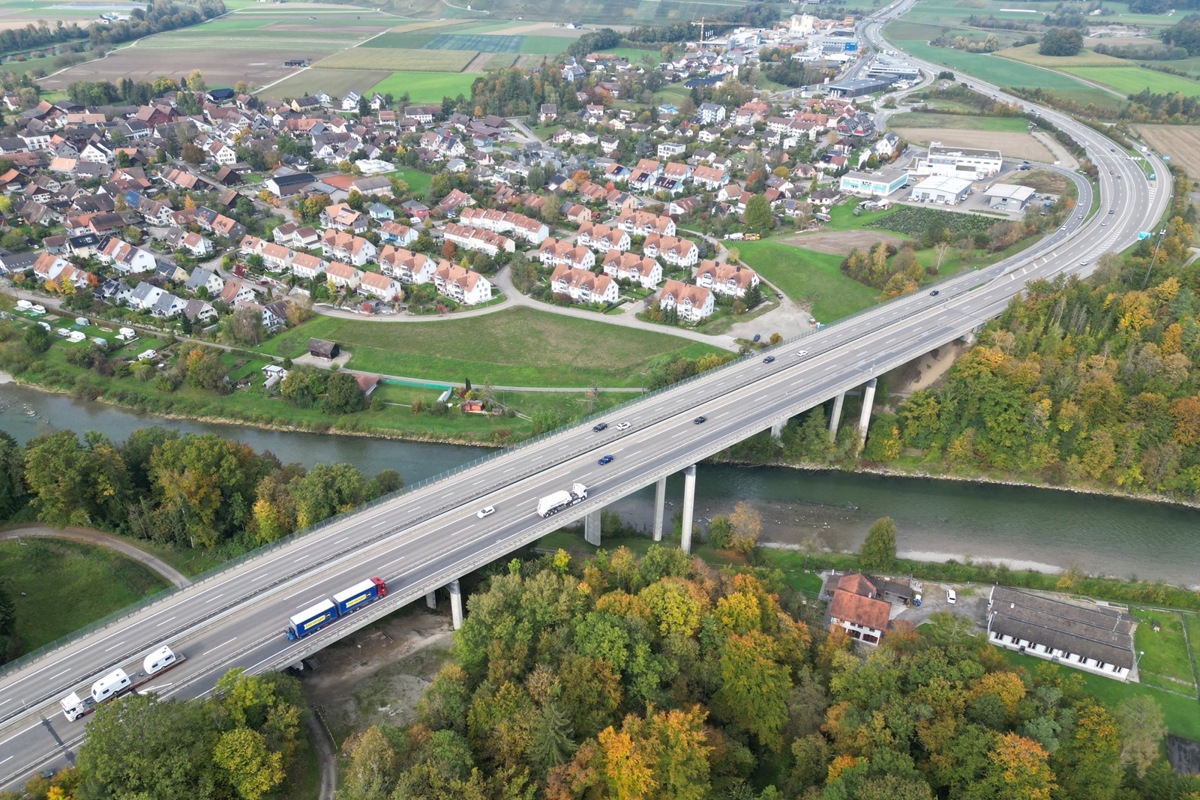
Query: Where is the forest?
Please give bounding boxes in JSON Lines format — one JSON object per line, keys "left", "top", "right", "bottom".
{"left": 17, "top": 547, "right": 1191, "bottom": 800}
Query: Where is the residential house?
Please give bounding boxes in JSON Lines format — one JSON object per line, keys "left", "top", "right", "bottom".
{"left": 441, "top": 223, "right": 514, "bottom": 257}
{"left": 537, "top": 238, "right": 595, "bottom": 271}
{"left": 644, "top": 233, "right": 699, "bottom": 268}
{"left": 186, "top": 267, "right": 225, "bottom": 296}
{"left": 379, "top": 245, "right": 439, "bottom": 285}
{"left": 694, "top": 260, "right": 759, "bottom": 298}
{"left": 550, "top": 264, "right": 618, "bottom": 305}
{"left": 319, "top": 202, "right": 368, "bottom": 233}
{"left": 616, "top": 209, "right": 676, "bottom": 238}
{"left": 827, "top": 573, "right": 891, "bottom": 646}
{"left": 378, "top": 221, "right": 419, "bottom": 247}
{"left": 324, "top": 261, "right": 363, "bottom": 290}
{"left": 601, "top": 250, "right": 662, "bottom": 289}
{"left": 358, "top": 270, "right": 402, "bottom": 300}
{"left": 657, "top": 279, "right": 714, "bottom": 322}
{"left": 97, "top": 236, "right": 156, "bottom": 274}
{"left": 575, "top": 221, "right": 630, "bottom": 254}
{"left": 320, "top": 229, "right": 377, "bottom": 266}
{"left": 457, "top": 208, "right": 548, "bottom": 245}
{"left": 433, "top": 263, "right": 493, "bottom": 306}
{"left": 290, "top": 253, "right": 327, "bottom": 280}
{"left": 219, "top": 278, "right": 257, "bottom": 306}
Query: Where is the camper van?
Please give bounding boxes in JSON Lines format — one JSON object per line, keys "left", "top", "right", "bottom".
{"left": 90, "top": 669, "right": 131, "bottom": 703}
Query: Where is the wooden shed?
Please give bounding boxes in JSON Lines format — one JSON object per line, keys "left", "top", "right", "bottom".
{"left": 307, "top": 338, "right": 339, "bottom": 359}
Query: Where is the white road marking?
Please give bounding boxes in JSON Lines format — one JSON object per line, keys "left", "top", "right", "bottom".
{"left": 155, "top": 616, "right": 176, "bottom": 627}
{"left": 103, "top": 641, "right": 125, "bottom": 653}
{"left": 212, "top": 637, "right": 238, "bottom": 651}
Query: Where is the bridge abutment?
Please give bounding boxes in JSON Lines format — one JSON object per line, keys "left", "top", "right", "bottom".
{"left": 425, "top": 591, "right": 437, "bottom": 610}
{"left": 448, "top": 579, "right": 463, "bottom": 630}
{"left": 584, "top": 509, "right": 602, "bottom": 546}
{"left": 652, "top": 477, "right": 666, "bottom": 542}
{"left": 769, "top": 419, "right": 785, "bottom": 439}
{"left": 858, "top": 378, "right": 877, "bottom": 447}
{"left": 680, "top": 464, "right": 697, "bottom": 554}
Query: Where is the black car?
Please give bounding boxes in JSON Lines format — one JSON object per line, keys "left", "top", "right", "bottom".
{"left": 592, "top": 422, "right": 608, "bottom": 432}
{"left": 752, "top": 333, "right": 761, "bottom": 342}
{"left": 929, "top": 290, "right": 940, "bottom": 296}
{"left": 763, "top": 355, "right": 775, "bottom": 363}
{"left": 693, "top": 416, "right": 707, "bottom": 424}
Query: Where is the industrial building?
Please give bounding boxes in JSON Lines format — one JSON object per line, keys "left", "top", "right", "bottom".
{"left": 984, "top": 183, "right": 1037, "bottom": 211}
{"left": 840, "top": 168, "right": 908, "bottom": 197}
{"left": 914, "top": 141, "right": 1003, "bottom": 180}
{"left": 866, "top": 57, "right": 921, "bottom": 81}
{"left": 824, "top": 76, "right": 896, "bottom": 98}
{"left": 911, "top": 175, "right": 973, "bottom": 205}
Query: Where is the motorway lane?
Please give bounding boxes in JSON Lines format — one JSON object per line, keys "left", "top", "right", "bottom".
{"left": 0, "top": 9, "right": 1170, "bottom": 790}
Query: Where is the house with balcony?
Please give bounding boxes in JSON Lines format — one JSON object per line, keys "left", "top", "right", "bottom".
{"left": 550, "top": 264, "right": 618, "bottom": 305}
{"left": 433, "top": 263, "right": 493, "bottom": 306}
{"left": 694, "top": 260, "right": 759, "bottom": 298}
{"left": 657, "top": 279, "right": 713, "bottom": 322}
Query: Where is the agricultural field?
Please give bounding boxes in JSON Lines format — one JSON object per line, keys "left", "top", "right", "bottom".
{"left": 997, "top": 43, "right": 1129, "bottom": 69}
{"left": 1135, "top": 125, "right": 1200, "bottom": 178}
{"left": 0, "top": 0, "right": 121, "bottom": 31}
{"left": 1065, "top": 65, "right": 1200, "bottom": 97}
{"left": 385, "top": 0, "right": 744, "bottom": 24}
{"left": 260, "top": 68, "right": 393, "bottom": 103}
{"left": 368, "top": 70, "right": 478, "bottom": 103}
{"left": 314, "top": 47, "right": 477, "bottom": 72}
{"left": 887, "top": 112, "right": 1029, "bottom": 132}
{"left": 890, "top": 127, "right": 1055, "bottom": 162}
{"left": 426, "top": 33, "right": 523, "bottom": 52}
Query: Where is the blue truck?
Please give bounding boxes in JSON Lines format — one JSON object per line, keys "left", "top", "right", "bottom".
{"left": 285, "top": 577, "right": 388, "bottom": 640}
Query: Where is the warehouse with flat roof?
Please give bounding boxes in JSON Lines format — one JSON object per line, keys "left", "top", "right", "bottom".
{"left": 911, "top": 175, "right": 973, "bottom": 205}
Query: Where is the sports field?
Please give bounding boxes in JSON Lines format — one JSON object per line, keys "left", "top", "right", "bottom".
{"left": 369, "top": 71, "right": 478, "bottom": 103}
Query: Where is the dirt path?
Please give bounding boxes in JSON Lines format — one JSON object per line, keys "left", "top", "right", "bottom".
{"left": 304, "top": 713, "right": 337, "bottom": 800}
{"left": 0, "top": 525, "right": 189, "bottom": 588}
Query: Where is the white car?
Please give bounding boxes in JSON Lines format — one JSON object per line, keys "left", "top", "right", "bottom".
{"left": 796, "top": 349, "right": 809, "bottom": 357}
{"left": 476, "top": 506, "right": 495, "bottom": 518}
{"left": 615, "top": 422, "right": 631, "bottom": 431}
{"left": 946, "top": 588, "right": 957, "bottom": 605}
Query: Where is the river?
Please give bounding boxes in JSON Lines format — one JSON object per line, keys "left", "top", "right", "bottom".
{"left": 3, "top": 382, "right": 1198, "bottom": 587}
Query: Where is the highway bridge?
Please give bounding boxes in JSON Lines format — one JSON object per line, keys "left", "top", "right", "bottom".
{"left": 0, "top": 2, "right": 1172, "bottom": 787}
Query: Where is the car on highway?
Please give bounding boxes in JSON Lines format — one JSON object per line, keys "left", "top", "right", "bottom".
{"left": 796, "top": 349, "right": 809, "bottom": 357}
{"left": 592, "top": 422, "right": 608, "bottom": 432}
{"left": 763, "top": 355, "right": 775, "bottom": 363}
{"left": 598, "top": 455, "right": 614, "bottom": 465}
{"left": 1109, "top": 208, "right": 1115, "bottom": 214}
{"left": 929, "top": 289, "right": 939, "bottom": 296}
{"left": 476, "top": 506, "right": 495, "bottom": 518}
{"left": 615, "top": 422, "right": 631, "bottom": 431}
{"left": 1101, "top": 221, "right": 1107, "bottom": 226}
{"left": 693, "top": 416, "right": 707, "bottom": 424}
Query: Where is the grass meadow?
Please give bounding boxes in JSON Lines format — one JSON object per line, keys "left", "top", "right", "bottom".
{"left": 735, "top": 241, "right": 879, "bottom": 321}
{"left": 369, "top": 71, "right": 478, "bottom": 103}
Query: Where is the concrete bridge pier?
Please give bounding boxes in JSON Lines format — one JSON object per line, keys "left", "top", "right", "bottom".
{"left": 769, "top": 419, "right": 785, "bottom": 439}
{"left": 448, "top": 579, "right": 464, "bottom": 630}
{"left": 425, "top": 591, "right": 437, "bottom": 610}
{"left": 828, "top": 392, "right": 845, "bottom": 442}
{"left": 680, "top": 464, "right": 697, "bottom": 554}
{"left": 858, "top": 378, "right": 878, "bottom": 447}
{"left": 652, "top": 477, "right": 666, "bottom": 542}
{"left": 584, "top": 509, "right": 602, "bottom": 546}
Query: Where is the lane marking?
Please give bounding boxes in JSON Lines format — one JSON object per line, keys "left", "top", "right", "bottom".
{"left": 155, "top": 616, "right": 176, "bottom": 627}
{"left": 212, "top": 637, "right": 238, "bottom": 651}
{"left": 102, "top": 641, "right": 125, "bottom": 653}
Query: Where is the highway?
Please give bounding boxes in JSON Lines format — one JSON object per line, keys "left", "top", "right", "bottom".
{"left": 0, "top": 4, "right": 1172, "bottom": 788}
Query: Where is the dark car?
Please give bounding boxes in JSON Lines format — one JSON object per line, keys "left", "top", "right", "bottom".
{"left": 598, "top": 454, "right": 614, "bottom": 465}
{"left": 592, "top": 422, "right": 608, "bottom": 432}
{"left": 929, "top": 289, "right": 940, "bottom": 296}
{"left": 752, "top": 333, "right": 761, "bottom": 342}
{"left": 763, "top": 355, "right": 775, "bottom": 363}
{"left": 693, "top": 416, "right": 707, "bottom": 424}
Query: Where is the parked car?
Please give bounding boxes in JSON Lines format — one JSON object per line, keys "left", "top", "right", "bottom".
{"left": 946, "top": 588, "right": 957, "bottom": 605}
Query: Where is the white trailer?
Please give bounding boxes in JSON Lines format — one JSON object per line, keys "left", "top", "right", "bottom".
{"left": 536, "top": 483, "right": 588, "bottom": 517}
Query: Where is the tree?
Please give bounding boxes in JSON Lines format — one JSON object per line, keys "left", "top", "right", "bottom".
{"left": 965, "top": 732, "right": 1056, "bottom": 800}
{"left": 744, "top": 194, "right": 774, "bottom": 234}
{"left": 226, "top": 305, "right": 265, "bottom": 346}
{"left": 860, "top": 516, "right": 897, "bottom": 571}
{"left": 0, "top": 430, "right": 26, "bottom": 519}
{"left": 23, "top": 323, "right": 51, "bottom": 353}
{"left": 1113, "top": 695, "right": 1165, "bottom": 777}
{"left": 712, "top": 632, "right": 791, "bottom": 751}
{"left": 185, "top": 69, "right": 206, "bottom": 93}
{"left": 1039, "top": 27, "right": 1083, "bottom": 56}
{"left": 324, "top": 371, "right": 365, "bottom": 414}
{"left": 727, "top": 500, "right": 761, "bottom": 554}
{"left": 339, "top": 725, "right": 397, "bottom": 800}
{"left": 22, "top": 431, "right": 128, "bottom": 528}
{"left": 213, "top": 727, "right": 284, "bottom": 800}
{"left": 290, "top": 462, "right": 369, "bottom": 528}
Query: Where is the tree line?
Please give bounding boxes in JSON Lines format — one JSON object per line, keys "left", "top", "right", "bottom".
{"left": 327, "top": 547, "right": 1194, "bottom": 800}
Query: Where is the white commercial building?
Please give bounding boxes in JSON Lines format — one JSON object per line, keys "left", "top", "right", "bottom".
{"left": 984, "top": 183, "right": 1037, "bottom": 211}
{"left": 914, "top": 141, "right": 1003, "bottom": 180}
{"left": 911, "top": 175, "right": 973, "bottom": 205}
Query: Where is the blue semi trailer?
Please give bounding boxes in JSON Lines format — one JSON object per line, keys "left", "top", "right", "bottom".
{"left": 285, "top": 577, "right": 388, "bottom": 640}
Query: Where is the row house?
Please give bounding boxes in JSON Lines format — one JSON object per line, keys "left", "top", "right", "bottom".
{"left": 575, "top": 222, "right": 630, "bottom": 254}
{"left": 358, "top": 270, "right": 403, "bottom": 300}
{"left": 692, "top": 164, "right": 729, "bottom": 191}
{"left": 433, "top": 263, "right": 493, "bottom": 306}
{"left": 97, "top": 237, "right": 156, "bottom": 274}
{"left": 537, "top": 238, "right": 595, "bottom": 271}
{"left": 379, "top": 245, "right": 439, "bottom": 285}
{"left": 457, "top": 208, "right": 549, "bottom": 244}
{"left": 320, "top": 229, "right": 377, "bottom": 267}
{"left": 601, "top": 251, "right": 662, "bottom": 290}
{"left": 694, "top": 260, "right": 759, "bottom": 298}
{"left": 616, "top": 209, "right": 676, "bottom": 238}
{"left": 378, "top": 221, "right": 419, "bottom": 247}
{"left": 644, "top": 234, "right": 699, "bottom": 268}
{"left": 442, "top": 223, "right": 514, "bottom": 257}
{"left": 290, "top": 253, "right": 326, "bottom": 280}
{"left": 319, "top": 203, "right": 368, "bottom": 233}
{"left": 658, "top": 279, "right": 714, "bottom": 323}
{"left": 550, "top": 265, "right": 618, "bottom": 305}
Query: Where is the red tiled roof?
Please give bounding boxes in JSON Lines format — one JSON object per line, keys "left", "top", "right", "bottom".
{"left": 829, "top": 590, "right": 890, "bottom": 632}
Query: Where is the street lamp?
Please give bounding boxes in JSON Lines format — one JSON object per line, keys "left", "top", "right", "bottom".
{"left": 640, "top": 369, "right": 649, "bottom": 394}
{"left": 1128, "top": 649, "right": 1145, "bottom": 683}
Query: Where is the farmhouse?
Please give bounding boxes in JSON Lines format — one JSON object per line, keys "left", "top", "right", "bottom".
{"left": 986, "top": 586, "right": 1136, "bottom": 681}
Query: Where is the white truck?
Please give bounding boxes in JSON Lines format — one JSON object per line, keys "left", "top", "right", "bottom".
{"left": 536, "top": 483, "right": 588, "bottom": 517}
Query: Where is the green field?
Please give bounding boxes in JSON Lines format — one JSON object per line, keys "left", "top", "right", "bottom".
{"left": 0, "top": 539, "right": 169, "bottom": 654}
{"left": 735, "top": 241, "right": 879, "bottom": 322}
{"left": 369, "top": 71, "right": 477, "bottom": 103}
{"left": 364, "top": 31, "right": 449, "bottom": 49}
{"left": 260, "top": 307, "right": 722, "bottom": 388}
{"left": 263, "top": 69, "right": 393, "bottom": 103}
{"left": 888, "top": 112, "right": 1028, "bottom": 131}
{"left": 316, "top": 47, "right": 476, "bottom": 72}
{"left": 426, "top": 33, "right": 523, "bottom": 53}
{"left": 1132, "top": 608, "right": 1197, "bottom": 693}
{"left": 518, "top": 35, "right": 577, "bottom": 55}
{"left": 387, "top": 167, "right": 433, "bottom": 195}
{"left": 1064, "top": 65, "right": 1200, "bottom": 97}
{"left": 1000, "top": 648, "right": 1200, "bottom": 740}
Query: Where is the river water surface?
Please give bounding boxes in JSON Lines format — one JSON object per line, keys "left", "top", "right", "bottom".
{"left": 2, "top": 382, "right": 1197, "bottom": 587}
